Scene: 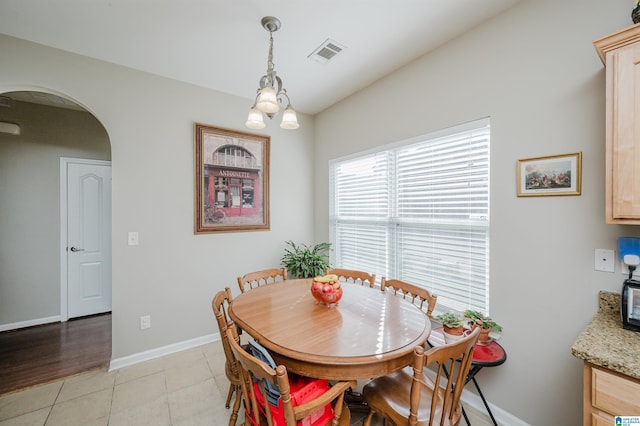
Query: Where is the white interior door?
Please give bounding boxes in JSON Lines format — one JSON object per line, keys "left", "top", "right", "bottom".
{"left": 67, "top": 161, "right": 112, "bottom": 318}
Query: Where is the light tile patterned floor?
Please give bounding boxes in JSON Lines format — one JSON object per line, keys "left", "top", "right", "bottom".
{"left": 0, "top": 342, "right": 492, "bottom": 425}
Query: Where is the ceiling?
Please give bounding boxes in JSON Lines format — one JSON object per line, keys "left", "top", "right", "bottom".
{"left": 0, "top": 0, "right": 520, "bottom": 115}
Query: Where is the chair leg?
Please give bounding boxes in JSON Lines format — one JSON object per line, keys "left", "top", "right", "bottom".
{"left": 363, "top": 410, "right": 375, "bottom": 426}
{"left": 225, "top": 383, "right": 235, "bottom": 408}
{"left": 229, "top": 384, "right": 242, "bottom": 426}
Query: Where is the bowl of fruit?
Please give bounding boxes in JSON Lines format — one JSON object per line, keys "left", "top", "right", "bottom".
{"left": 310, "top": 274, "right": 342, "bottom": 307}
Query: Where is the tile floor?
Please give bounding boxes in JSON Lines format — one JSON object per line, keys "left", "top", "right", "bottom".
{"left": 0, "top": 341, "right": 492, "bottom": 425}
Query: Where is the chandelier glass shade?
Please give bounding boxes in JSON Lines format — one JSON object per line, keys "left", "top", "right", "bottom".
{"left": 280, "top": 106, "right": 299, "bottom": 129}
{"left": 245, "top": 106, "right": 265, "bottom": 129}
{"left": 246, "top": 16, "right": 299, "bottom": 130}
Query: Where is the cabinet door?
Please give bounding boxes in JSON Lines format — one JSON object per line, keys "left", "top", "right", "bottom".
{"left": 591, "top": 366, "right": 640, "bottom": 414}
{"left": 609, "top": 42, "right": 640, "bottom": 221}
{"left": 591, "top": 412, "right": 613, "bottom": 426}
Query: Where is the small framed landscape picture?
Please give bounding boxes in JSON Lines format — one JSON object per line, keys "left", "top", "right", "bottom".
{"left": 516, "top": 152, "right": 582, "bottom": 197}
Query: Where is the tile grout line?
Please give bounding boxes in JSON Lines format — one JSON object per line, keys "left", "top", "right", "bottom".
{"left": 164, "top": 364, "right": 174, "bottom": 425}
{"left": 106, "top": 374, "right": 116, "bottom": 425}
{"left": 42, "top": 380, "right": 64, "bottom": 425}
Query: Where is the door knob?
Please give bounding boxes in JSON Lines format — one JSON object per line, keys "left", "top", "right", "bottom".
{"left": 70, "top": 246, "right": 85, "bottom": 252}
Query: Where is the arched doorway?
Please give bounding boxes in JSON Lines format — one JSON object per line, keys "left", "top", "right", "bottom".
{"left": 0, "top": 90, "right": 112, "bottom": 393}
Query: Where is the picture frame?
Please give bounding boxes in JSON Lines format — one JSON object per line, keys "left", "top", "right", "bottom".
{"left": 194, "top": 123, "right": 270, "bottom": 233}
{"left": 516, "top": 152, "right": 582, "bottom": 197}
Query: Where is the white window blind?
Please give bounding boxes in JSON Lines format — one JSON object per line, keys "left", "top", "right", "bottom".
{"left": 329, "top": 118, "right": 490, "bottom": 313}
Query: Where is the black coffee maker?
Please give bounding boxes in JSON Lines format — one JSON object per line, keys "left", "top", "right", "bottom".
{"left": 622, "top": 278, "right": 640, "bottom": 332}
{"left": 619, "top": 237, "right": 640, "bottom": 332}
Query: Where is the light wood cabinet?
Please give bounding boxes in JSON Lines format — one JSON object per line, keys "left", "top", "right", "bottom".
{"left": 594, "top": 25, "right": 640, "bottom": 224}
{"left": 583, "top": 362, "right": 640, "bottom": 425}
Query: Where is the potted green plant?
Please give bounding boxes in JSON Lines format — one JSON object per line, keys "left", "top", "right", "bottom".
{"left": 463, "top": 310, "right": 502, "bottom": 345}
{"left": 280, "top": 241, "right": 331, "bottom": 279}
{"left": 436, "top": 312, "right": 465, "bottom": 343}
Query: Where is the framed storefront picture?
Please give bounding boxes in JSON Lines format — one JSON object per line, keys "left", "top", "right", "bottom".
{"left": 194, "top": 123, "right": 270, "bottom": 233}
{"left": 516, "top": 152, "right": 582, "bottom": 197}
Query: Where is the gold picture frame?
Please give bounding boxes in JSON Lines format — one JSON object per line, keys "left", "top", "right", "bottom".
{"left": 516, "top": 152, "right": 582, "bottom": 197}
{"left": 194, "top": 123, "right": 270, "bottom": 233}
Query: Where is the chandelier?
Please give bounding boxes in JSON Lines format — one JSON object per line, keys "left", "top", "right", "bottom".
{"left": 245, "top": 16, "right": 299, "bottom": 130}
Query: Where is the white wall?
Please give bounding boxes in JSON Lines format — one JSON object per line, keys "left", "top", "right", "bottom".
{"left": 0, "top": 34, "right": 315, "bottom": 358}
{"left": 314, "top": 0, "right": 640, "bottom": 424}
{"left": 0, "top": 101, "right": 110, "bottom": 325}
{"left": 4, "top": 1, "right": 640, "bottom": 423}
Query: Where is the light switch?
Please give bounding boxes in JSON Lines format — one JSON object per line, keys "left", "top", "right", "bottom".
{"left": 128, "top": 231, "right": 139, "bottom": 246}
{"left": 595, "top": 249, "right": 615, "bottom": 273}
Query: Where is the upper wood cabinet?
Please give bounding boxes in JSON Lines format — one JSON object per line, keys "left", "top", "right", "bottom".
{"left": 594, "top": 25, "right": 640, "bottom": 224}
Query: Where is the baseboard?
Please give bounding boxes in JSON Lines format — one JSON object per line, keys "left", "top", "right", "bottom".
{"left": 0, "top": 315, "right": 61, "bottom": 332}
{"left": 421, "top": 368, "right": 529, "bottom": 426}
{"left": 460, "top": 386, "right": 531, "bottom": 426}
{"left": 108, "top": 332, "right": 219, "bottom": 371}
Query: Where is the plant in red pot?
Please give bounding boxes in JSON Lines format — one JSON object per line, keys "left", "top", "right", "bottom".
{"left": 436, "top": 312, "right": 465, "bottom": 344}
{"left": 464, "top": 310, "right": 502, "bottom": 345}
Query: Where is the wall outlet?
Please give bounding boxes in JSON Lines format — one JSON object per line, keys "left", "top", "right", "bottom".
{"left": 595, "top": 249, "right": 615, "bottom": 273}
{"left": 140, "top": 315, "right": 151, "bottom": 330}
{"left": 128, "top": 231, "right": 139, "bottom": 246}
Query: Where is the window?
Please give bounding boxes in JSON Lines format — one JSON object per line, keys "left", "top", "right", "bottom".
{"left": 329, "top": 118, "right": 490, "bottom": 313}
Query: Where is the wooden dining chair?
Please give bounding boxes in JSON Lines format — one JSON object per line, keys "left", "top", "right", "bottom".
{"left": 326, "top": 268, "right": 376, "bottom": 288}
{"left": 381, "top": 277, "right": 438, "bottom": 318}
{"left": 225, "top": 325, "right": 356, "bottom": 426}
{"left": 211, "top": 287, "right": 242, "bottom": 426}
{"left": 237, "top": 267, "right": 287, "bottom": 293}
{"left": 362, "top": 326, "right": 481, "bottom": 426}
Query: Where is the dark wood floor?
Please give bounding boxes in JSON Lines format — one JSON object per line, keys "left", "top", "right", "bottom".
{"left": 0, "top": 313, "right": 111, "bottom": 396}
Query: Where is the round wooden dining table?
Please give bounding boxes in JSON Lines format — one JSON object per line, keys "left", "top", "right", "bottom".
{"left": 228, "top": 278, "right": 432, "bottom": 381}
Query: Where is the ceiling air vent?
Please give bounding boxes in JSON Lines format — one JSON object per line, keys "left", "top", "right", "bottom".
{"left": 308, "top": 39, "right": 346, "bottom": 64}
{"left": 0, "top": 96, "right": 12, "bottom": 108}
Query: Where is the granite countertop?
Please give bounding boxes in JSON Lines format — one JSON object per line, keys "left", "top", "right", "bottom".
{"left": 571, "top": 291, "right": 640, "bottom": 380}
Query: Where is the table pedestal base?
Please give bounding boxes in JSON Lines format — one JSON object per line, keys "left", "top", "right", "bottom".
{"left": 344, "top": 389, "right": 369, "bottom": 412}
